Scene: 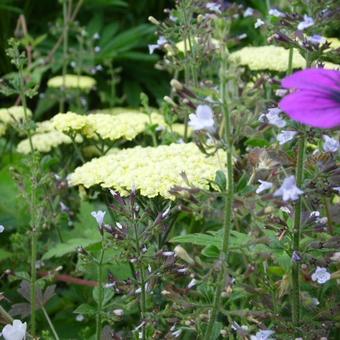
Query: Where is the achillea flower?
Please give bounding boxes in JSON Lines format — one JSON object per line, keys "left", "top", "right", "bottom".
{"left": 230, "top": 46, "right": 306, "bottom": 72}
{"left": 52, "top": 112, "right": 95, "bottom": 137}
{"left": 17, "top": 131, "right": 82, "bottom": 154}
{"left": 68, "top": 143, "right": 225, "bottom": 199}
{"left": 53, "top": 111, "right": 165, "bottom": 142}
{"left": 87, "top": 112, "right": 165, "bottom": 141}
{"left": 0, "top": 106, "right": 32, "bottom": 124}
{"left": 47, "top": 74, "right": 96, "bottom": 91}
{"left": 279, "top": 68, "right": 340, "bottom": 128}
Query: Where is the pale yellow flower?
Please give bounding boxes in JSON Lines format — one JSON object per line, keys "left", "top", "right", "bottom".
{"left": 326, "top": 37, "right": 340, "bottom": 50}
{"left": 69, "top": 143, "right": 225, "bottom": 199}
{"left": 0, "top": 106, "right": 32, "bottom": 124}
{"left": 47, "top": 74, "right": 96, "bottom": 90}
{"left": 17, "top": 131, "right": 76, "bottom": 154}
{"left": 230, "top": 46, "right": 306, "bottom": 72}
{"left": 52, "top": 112, "right": 95, "bottom": 137}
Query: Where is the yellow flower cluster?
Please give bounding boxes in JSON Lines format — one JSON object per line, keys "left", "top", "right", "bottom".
{"left": 47, "top": 74, "right": 96, "bottom": 90}
{"left": 0, "top": 106, "right": 32, "bottom": 124}
{"left": 52, "top": 111, "right": 165, "bottom": 141}
{"left": 17, "top": 131, "right": 75, "bottom": 154}
{"left": 230, "top": 46, "right": 306, "bottom": 72}
{"left": 69, "top": 143, "right": 225, "bottom": 199}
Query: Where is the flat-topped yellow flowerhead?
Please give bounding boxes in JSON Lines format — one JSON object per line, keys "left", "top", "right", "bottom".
{"left": 230, "top": 46, "right": 306, "bottom": 72}
{"left": 52, "top": 112, "right": 95, "bottom": 137}
{"left": 0, "top": 106, "right": 32, "bottom": 124}
{"left": 68, "top": 143, "right": 225, "bottom": 199}
{"left": 52, "top": 111, "right": 165, "bottom": 142}
{"left": 47, "top": 75, "right": 96, "bottom": 91}
{"left": 17, "top": 131, "right": 75, "bottom": 154}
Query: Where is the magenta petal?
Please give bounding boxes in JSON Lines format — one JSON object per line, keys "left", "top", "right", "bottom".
{"left": 279, "top": 90, "right": 340, "bottom": 128}
{"left": 282, "top": 68, "right": 340, "bottom": 92}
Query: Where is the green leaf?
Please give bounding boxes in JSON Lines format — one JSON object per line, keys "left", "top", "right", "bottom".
{"left": 0, "top": 248, "right": 11, "bottom": 261}
{"left": 215, "top": 170, "right": 226, "bottom": 191}
{"left": 93, "top": 287, "right": 114, "bottom": 307}
{"left": 73, "top": 303, "right": 96, "bottom": 316}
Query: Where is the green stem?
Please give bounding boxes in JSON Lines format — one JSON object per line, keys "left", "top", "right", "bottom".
{"left": 60, "top": 0, "right": 69, "bottom": 113}
{"left": 287, "top": 48, "right": 294, "bottom": 75}
{"left": 95, "top": 235, "right": 105, "bottom": 340}
{"left": 133, "top": 221, "right": 147, "bottom": 340}
{"left": 323, "top": 198, "right": 334, "bottom": 235}
{"left": 30, "top": 228, "right": 37, "bottom": 336}
{"left": 292, "top": 131, "right": 305, "bottom": 328}
{"left": 204, "top": 45, "right": 234, "bottom": 340}
{"left": 42, "top": 306, "right": 60, "bottom": 340}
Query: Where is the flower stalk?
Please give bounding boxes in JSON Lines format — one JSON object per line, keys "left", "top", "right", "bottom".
{"left": 204, "top": 28, "right": 234, "bottom": 340}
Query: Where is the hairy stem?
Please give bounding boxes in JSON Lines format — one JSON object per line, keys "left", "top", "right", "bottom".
{"left": 95, "top": 234, "right": 105, "bottom": 340}
{"left": 133, "top": 221, "right": 147, "bottom": 340}
{"left": 292, "top": 132, "right": 305, "bottom": 327}
{"left": 60, "top": 0, "right": 69, "bottom": 113}
{"left": 204, "top": 44, "right": 234, "bottom": 340}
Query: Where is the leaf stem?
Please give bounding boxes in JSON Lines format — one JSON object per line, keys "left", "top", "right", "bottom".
{"left": 60, "top": 0, "right": 69, "bottom": 113}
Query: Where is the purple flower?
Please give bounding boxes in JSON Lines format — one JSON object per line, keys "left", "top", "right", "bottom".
{"left": 279, "top": 69, "right": 340, "bottom": 129}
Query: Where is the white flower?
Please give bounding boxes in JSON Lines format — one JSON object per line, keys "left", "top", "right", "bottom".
{"left": 187, "top": 278, "right": 197, "bottom": 289}
{"left": 274, "top": 176, "right": 303, "bottom": 201}
{"left": 243, "top": 7, "right": 254, "bottom": 17}
{"left": 322, "top": 135, "right": 339, "bottom": 153}
{"left": 312, "top": 298, "right": 320, "bottom": 306}
{"left": 260, "top": 108, "right": 286, "bottom": 128}
{"left": 277, "top": 130, "right": 297, "bottom": 145}
{"left": 316, "top": 216, "right": 328, "bottom": 224}
{"left": 330, "top": 252, "right": 340, "bottom": 263}
{"left": 256, "top": 180, "right": 273, "bottom": 194}
{"left": 250, "top": 329, "right": 275, "bottom": 340}
{"left": 148, "top": 36, "right": 167, "bottom": 54}
{"left": 93, "top": 32, "right": 100, "bottom": 40}
{"left": 333, "top": 187, "right": 340, "bottom": 193}
{"left": 297, "top": 15, "right": 314, "bottom": 30}
{"left": 311, "top": 267, "right": 331, "bottom": 284}
{"left": 172, "top": 329, "right": 182, "bottom": 338}
{"left": 76, "top": 314, "right": 84, "bottom": 322}
{"left": 206, "top": 2, "right": 221, "bottom": 13}
{"left": 0, "top": 225, "right": 4, "bottom": 233}
{"left": 269, "top": 8, "right": 285, "bottom": 17}
{"left": 255, "top": 18, "right": 265, "bottom": 29}
{"left": 1, "top": 320, "right": 27, "bottom": 340}
{"left": 113, "top": 309, "right": 124, "bottom": 316}
{"left": 275, "top": 89, "right": 288, "bottom": 97}
{"left": 94, "top": 46, "right": 101, "bottom": 53}
{"left": 307, "top": 35, "right": 326, "bottom": 45}
{"left": 310, "top": 211, "right": 320, "bottom": 218}
{"left": 91, "top": 210, "right": 106, "bottom": 226}
{"left": 238, "top": 33, "right": 247, "bottom": 40}
{"left": 188, "top": 105, "right": 215, "bottom": 131}
{"left": 280, "top": 206, "right": 291, "bottom": 214}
